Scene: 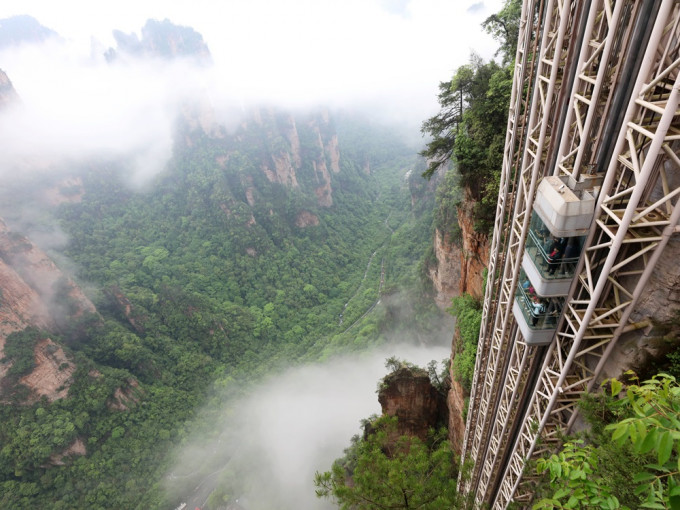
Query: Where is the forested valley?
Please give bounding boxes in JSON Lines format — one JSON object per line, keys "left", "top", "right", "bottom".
{"left": 0, "top": 95, "right": 449, "bottom": 508}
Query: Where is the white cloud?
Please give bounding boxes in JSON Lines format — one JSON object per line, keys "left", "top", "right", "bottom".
{"left": 0, "top": 0, "right": 505, "bottom": 182}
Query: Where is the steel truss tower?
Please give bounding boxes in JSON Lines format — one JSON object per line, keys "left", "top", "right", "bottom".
{"left": 460, "top": 0, "right": 680, "bottom": 507}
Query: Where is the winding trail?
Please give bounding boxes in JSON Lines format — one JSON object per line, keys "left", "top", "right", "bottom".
{"left": 340, "top": 211, "right": 396, "bottom": 332}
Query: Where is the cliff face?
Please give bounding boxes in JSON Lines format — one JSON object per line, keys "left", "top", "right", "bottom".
{"left": 430, "top": 203, "right": 490, "bottom": 309}
{"left": 427, "top": 197, "right": 490, "bottom": 453}
{"left": 199, "top": 107, "right": 343, "bottom": 211}
{"left": 377, "top": 366, "right": 448, "bottom": 441}
{"left": 428, "top": 230, "right": 462, "bottom": 309}
{"left": 456, "top": 200, "right": 490, "bottom": 300}
{"left": 0, "top": 218, "right": 97, "bottom": 401}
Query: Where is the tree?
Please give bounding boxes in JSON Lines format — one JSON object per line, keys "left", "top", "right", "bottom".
{"left": 482, "top": 0, "right": 522, "bottom": 64}
{"left": 315, "top": 416, "right": 462, "bottom": 509}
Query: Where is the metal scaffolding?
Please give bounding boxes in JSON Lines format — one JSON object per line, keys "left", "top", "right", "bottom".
{"left": 461, "top": 0, "right": 680, "bottom": 507}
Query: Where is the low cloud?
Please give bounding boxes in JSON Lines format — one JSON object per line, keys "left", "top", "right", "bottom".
{"left": 165, "top": 340, "right": 453, "bottom": 509}
{"left": 0, "top": 0, "right": 504, "bottom": 186}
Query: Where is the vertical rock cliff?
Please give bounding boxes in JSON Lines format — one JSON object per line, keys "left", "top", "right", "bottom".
{"left": 427, "top": 194, "right": 490, "bottom": 453}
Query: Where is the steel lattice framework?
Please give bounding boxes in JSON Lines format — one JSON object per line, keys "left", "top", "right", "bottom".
{"left": 460, "top": 0, "right": 680, "bottom": 507}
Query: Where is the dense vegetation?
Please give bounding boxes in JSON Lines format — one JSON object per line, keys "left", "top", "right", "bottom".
{"left": 315, "top": 416, "right": 461, "bottom": 510}
{"left": 533, "top": 374, "right": 680, "bottom": 510}
{"left": 315, "top": 359, "right": 462, "bottom": 509}
{"left": 0, "top": 111, "right": 444, "bottom": 508}
{"left": 448, "top": 293, "right": 482, "bottom": 393}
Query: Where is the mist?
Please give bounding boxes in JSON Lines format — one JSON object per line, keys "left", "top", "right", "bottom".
{"left": 164, "top": 336, "right": 454, "bottom": 510}
{"left": 0, "top": 0, "right": 504, "bottom": 187}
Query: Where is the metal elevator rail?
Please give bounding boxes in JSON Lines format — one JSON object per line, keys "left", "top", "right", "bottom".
{"left": 460, "top": 1, "right": 680, "bottom": 508}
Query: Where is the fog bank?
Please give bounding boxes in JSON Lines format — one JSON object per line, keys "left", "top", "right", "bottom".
{"left": 167, "top": 341, "right": 452, "bottom": 509}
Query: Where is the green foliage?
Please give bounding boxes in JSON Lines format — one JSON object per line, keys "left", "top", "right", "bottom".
{"left": 0, "top": 112, "right": 445, "bottom": 508}
{"left": 422, "top": 0, "right": 519, "bottom": 233}
{"left": 2, "top": 327, "right": 42, "bottom": 379}
{"left": 433, "top": 167, "right": 463, "bottom": 241}
{"left": 534, "top": 440, "right": 624, "bottom": 509}
{"left": 448, "top": 294, "right": 482, "bottom": 392}
{"left": 534, "top": 374, "right": 680, "bottom": 510}
{"left": 604, "top": 374, "right": 680, "bottom": 509}
{"left": 314, "top": 416, "right": 461, "bottom": 509}
{"left": 482, "top": 0, "right": 523, "bottom": 64}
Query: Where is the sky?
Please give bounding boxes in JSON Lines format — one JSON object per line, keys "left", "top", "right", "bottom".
{"left": 0, "top": 0, "right": 504, "bottom": 151}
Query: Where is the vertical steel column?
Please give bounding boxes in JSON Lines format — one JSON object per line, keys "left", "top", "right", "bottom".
{"left": 493, "top": 2, "right": 680, "bottom": 506}
{"left": 464, "top": 0, "right": 577, "bottom": 503}
{"left": 460, "top": 0, "right": 540, "bottom": 470}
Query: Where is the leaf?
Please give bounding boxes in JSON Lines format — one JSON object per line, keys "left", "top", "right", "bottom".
{"left": 633, "top": 472, "right": 656, "bottom": 483}
{"left": 611, "top": 423, "right": 629, "bottom": 443}
{"left": 554, "top": 488, "right": 570, "bottom": 499}
{"left": 657, "top": 430, "right": 673, "bottom": 466}
{"left": 670, "top": 494, "right": 680, "bottom": 510}
{"left": 639, "top": 429, "right": 659, "bottom": 455}
{"left": 635, "top": 484, "right": 652, "bottom": 495}
{"left": 611, "top": 379, "right": 623, "bottom": 396}
{"left": 640, "top": 502, "right": 666, "bottom": 509}
{"left": 566, "top": 495, "right": 579, "bottom": 508}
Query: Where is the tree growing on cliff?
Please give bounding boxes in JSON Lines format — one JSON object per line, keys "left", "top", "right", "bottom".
{"left": 314, "top": 416, "right": 464, "bottom": 509}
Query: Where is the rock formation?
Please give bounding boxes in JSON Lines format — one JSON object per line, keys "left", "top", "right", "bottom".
{"left": 377, "top": 365, "right": 448, "bottom": 442}
{"left": 0, "top": 69, "right": 20, "bottom": 110}
{"left": 0, "top": 218, "right": 98, "bottom": 401}
{"left": 106, "top": 18, "right": 211, "bottom": 63}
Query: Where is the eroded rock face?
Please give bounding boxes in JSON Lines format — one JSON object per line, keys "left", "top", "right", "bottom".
{"left": 19, "top": 338, "right": 74, "bottom": 402}
{"left": 0, "top": 219, "right": 96, "bottom": 323}
{"left": 295, "top": 211, "right": 320, "bottom": 228}
{"left": 429, "top": 201, "right": 490, "bottom": 452}
{"left": 378, "top": 366, "right": 448, "bottom": 441}
{"left": 456, "top": 200, "right": 490, "bottom": 300}
{"left": 428, "top": 229, "right": 463, "bottom": 310}
{"left": 447, "top": 378, "right": 466, "bottom": 456}
{"left": 49, "top": 437, "right": 86, "bottom": 466}
{"left": 0, "top": 218, "right": 98, "bottom": 400}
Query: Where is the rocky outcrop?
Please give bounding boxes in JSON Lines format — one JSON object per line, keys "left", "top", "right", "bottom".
{"left": 0, "top": 218, "right": 98, "bottom": 400}
{"left": 0, "top": 257, "right": 53, "bottom": 351}
{"left": 19, "top": 338, "right": 74, "bottom": 402}
{"left": 105, "top": 286, "right": 147, "bottom": 334}
{"left": 0, "top": 69, "right": 19, "bottom": 110}
{"left": 43, "top": 176, "right": 85, "bottom": 206}
{"left": 0, "top": 15, "right": 59, "bottom": 49}
{"left": 48, "top": 437, "right": 86, "bottom": 466}
{"left": 295, "top": 211, "right": 320, "bottom": 228}
{"left": 312, "top": 159, "right": 333, "bottom": 207}
{"left": 108, "top": 379, "right": 141, "bottom": 411}
{"left": 378, "top": 366, "right": 448, "bottom": 441}
{"left": 107, "top": 18, "right": 211, "bottom": 63}
{"left": 263, "top": 151, "right": 299, "bottom": 188}
{"left": 0, "top": 219, "right": 96, "bottom": 325}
